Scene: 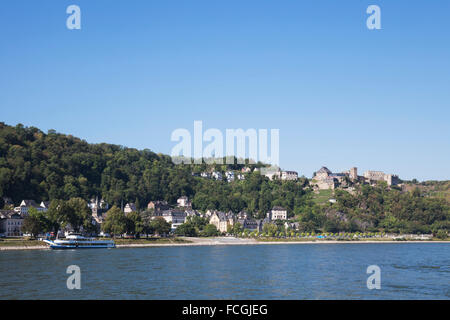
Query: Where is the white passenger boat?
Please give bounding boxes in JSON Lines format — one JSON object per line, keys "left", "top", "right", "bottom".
{"left": 43, "top": 233, "right": 115, "bottom": 249}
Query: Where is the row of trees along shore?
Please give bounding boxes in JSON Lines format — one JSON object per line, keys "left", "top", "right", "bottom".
{"left": 1, "top": 123, "right": 449, "bottom": 238}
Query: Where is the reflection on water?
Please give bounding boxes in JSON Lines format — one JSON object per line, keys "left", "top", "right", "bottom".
{"left": 0, "top": 243, "right": 449, "bottom": 299}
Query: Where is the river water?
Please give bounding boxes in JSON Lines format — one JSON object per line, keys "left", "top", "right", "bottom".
{"left": 0, "top": 243, "right": 449, "bottom": 299}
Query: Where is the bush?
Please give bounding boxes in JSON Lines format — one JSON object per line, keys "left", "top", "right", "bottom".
{"left": 435, "top": 230, "right": 448, "bottom": 240}
{"left": 175, "top": 223, "right": 197, "bottom": 237}
{"left": 201, "top": 224, "right": 219, "bottom": 237}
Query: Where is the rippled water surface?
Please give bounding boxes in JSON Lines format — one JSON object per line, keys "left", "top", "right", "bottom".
{"left": 0, "top": 243, "right": 449, "bottom": 299}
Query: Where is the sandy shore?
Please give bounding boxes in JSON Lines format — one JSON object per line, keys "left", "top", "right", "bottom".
{"left": 1, "top": 237, "right": 448, "bottom": 251}
{"left": 0, "top": 245, "right": 48, "bottom": 251}
{"left": 115, "top": 237, "right": 449, "bottom": 248}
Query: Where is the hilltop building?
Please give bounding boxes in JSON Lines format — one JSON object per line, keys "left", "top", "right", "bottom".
{"left": 281, "top": 171, "right": 298, "bottom": 181}
{"left": 312, "top": 166, "right": 400, "bottom": 189}
{"left": 237, "top": 173, "right": 245, "bottom": 180}
{"left": 177, "top": 196, "right": 192, "bottom": 208}
{"left": 225, "top": 171, "right": 235, "bottom": 182}
{"left": 211, "top": 171, "right": 223, "bottom": 181}
{"left": 363, "top": 171, "right": 400, "bottom": 186}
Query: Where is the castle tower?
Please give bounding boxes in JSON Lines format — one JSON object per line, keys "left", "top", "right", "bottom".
{"left": 350, "top": 167, "right": 358, "bottom": 181}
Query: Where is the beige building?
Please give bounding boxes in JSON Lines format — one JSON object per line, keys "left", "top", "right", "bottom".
{"left": 316, "top": 177, "right": 337, "bottom": 190}
{"left": 313, "top": 167, "right": 332, "bottom": 181}
{"left": 177, "top": 196, "right": 192, "bottom": 208}
{"left": 364, "top": 171, "right": 399, "bottom": 186}
{"left": 312, "top": 166, "right": 400, "bottom": 189}
{"left": 349, "top": 167, "right": 358, "bottom": 180}
{"left": 209, "top": 211, "right": 230, "bottom": 233}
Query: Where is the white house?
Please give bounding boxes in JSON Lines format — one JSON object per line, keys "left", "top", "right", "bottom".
{"left": 225, "top": 171, "right": 235, "bottom": 182}
{"left": 124, "top": 203, "right": 137, "bottom": 214}
{"left": 263, "top": 167, "right": 281, "bottom": 180}
{"left": 281, "top": 171, "right": 298, "bottom": 181}
{"left": 270, "top": 206, "right": 288, "bottom": 220}
{"left": 177, "top": 196, "right": 192, "bottom": 208}
{"left": 14, "top": 200, "right": 46, "bottom": 216}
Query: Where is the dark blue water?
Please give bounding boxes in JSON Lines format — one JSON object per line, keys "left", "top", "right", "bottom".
{"left": 0, "top": 243, "right": 449, "bottom": 299}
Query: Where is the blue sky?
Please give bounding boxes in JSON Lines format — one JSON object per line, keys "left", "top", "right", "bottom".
{"left": 0, "top": 0, "right": 449, "bottom": 181}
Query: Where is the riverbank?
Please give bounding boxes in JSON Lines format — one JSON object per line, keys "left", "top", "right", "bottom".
{"left": 1, "top": 236, "right": 448, "bottom": 251}
{"left": 0, "top": 237, "right": 191, "bottom": 251}
{"left": 0, "top": 239, "right": 48, "bottom": 250}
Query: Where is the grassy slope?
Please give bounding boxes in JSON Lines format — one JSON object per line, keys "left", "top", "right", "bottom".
{"left": 311, "top": 189, "right": 334, "bottom": 205}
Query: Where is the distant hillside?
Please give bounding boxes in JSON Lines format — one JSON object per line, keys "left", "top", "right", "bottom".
{"left": 403, "top": 181, "right": 450, "bottom": 203}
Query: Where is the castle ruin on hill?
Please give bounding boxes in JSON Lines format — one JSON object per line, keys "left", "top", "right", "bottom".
{"left": 312, "top": 166, "right": 400, "bottom": 190}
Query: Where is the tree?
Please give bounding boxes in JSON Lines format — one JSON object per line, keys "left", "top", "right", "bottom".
{"left": 65, "top": 198, "right": 93, "bottom": 233}
{"left": 150, "top": 217, "right": 171, "bottom": 236}
{"left": 46, "top": 199, "right": 68, "bottom": 236}
{"left": 262, "top": 223, "right": 277, "bottom": 237}
{"left": 140, "top": 210, "right": 155, "bottom": 237}
{"left": 435, "top": 229, "right": 448, "bottom": 239}
{"left": 22, "top": 216, "right": 43, "bottom": 239}
{"left": 125, "top": 211, "right": 143, "bottom": 237}
{"left": 185, "top": 215, "right": 208, "bottom": 233}
{"left": 201, "top": 224, "right": 219, "bottom": 237}
{"left": 21, "top": 208, "right": 49, "bottom": 238}
{"left": 102, "top": 206, "right": 127, "bottom": 237}
{"left": 175, "top": 223, "right": 197, "bottom": 237}
{"left": 228, "top": 222, "right": 243, "bottom": 236}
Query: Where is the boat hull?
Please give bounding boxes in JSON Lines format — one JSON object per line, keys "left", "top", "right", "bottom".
{"left": 43, "top": 240, "right": 115, "bottom": 249}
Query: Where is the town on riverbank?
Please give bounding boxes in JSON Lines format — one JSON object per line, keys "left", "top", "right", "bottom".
{"left": 1, "top": 191, "right": 449, "bottom": 248}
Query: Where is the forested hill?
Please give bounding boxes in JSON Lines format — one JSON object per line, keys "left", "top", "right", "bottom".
{"left": 0, "top": 122, "right": 306, "bottom": 214}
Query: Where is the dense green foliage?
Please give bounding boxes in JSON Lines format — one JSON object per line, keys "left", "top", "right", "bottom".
{"left": 296, "top": 183, "right": 450, "bottom": 235}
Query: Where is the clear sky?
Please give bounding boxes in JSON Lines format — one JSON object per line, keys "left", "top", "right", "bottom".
{"left": 1, "top": 0, "right": 449, "bottom": 181}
